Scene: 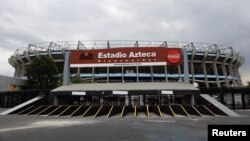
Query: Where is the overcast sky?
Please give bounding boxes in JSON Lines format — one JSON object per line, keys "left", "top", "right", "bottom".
{"left": 0, "top": 0, "right": 249, "bottom": 84}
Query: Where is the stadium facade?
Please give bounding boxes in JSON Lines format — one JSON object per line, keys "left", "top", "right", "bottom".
{"left": 9, "top": 40, "right": 244, "bottom": 88}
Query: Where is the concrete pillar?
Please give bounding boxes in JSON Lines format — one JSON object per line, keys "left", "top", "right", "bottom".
{"left": 191, "top": 95, "right": 195, "bottom": 105}
{"left": 77, "top": 67, "right": 80, "bottom": 75}
{"left": 122, "top": 66, "right": 124, "bottom": 83}
{"left": 48, "top": 49, "right": 53, "bottom": 59}
{"left": 63, "top": 51, "right": 70, "bottom": 86}
{"left": 227, "top": 53, "right": 237, "bottom": 87}
{"left": 92, "top": 67, "right": 95, "bottom": 83}
{"left": 150, "top": 66, "right": 153, "bottom": 82}
{"left": 213, "top": 63, "right": 221, "bottom": 87}
{"left": 234, "top": 63, "right": 242, "bottom": 87}
{"left": 20, "top": 65, "right": 26, "bottom": 78}
{"left": 213, "top": 49, "right": 221, "bottom": 87}
{"left": 54, "top": 96, "right": 59, "bottom": 105}
{"left": 178, "top": 65, "right": 181, "bottom": 82}
{"left": 125, "top": 96, "right": 129, "bottom": 106}
{"left": 25, "top": 52, "right": 31, "bottom": 62}
{"left": 222, "top": 53, "right": 230, "bottom": 87}
{"left": 107, "top": 67, "right": 109, "bottom": 83}
{"left": 140, "top": 95, "right": 143, "bottom": 106}
{"left": 165, "top": 65, "right": 168, "bottom": 82}
{"left": 233, "top": 56, "right": 243, "bottom": 87}
{"left": 136, "top": 66, "right": 139, "bottom": 82}
{"left": 202, "top": 49, "right": 209, "bottom": 87}
{"left": 183, "top": 48, "right": 189, "bottom": 83}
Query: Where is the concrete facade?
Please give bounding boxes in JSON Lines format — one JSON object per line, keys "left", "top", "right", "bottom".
{"left": 8, "top": 41, "right": 245, "bottom": 88}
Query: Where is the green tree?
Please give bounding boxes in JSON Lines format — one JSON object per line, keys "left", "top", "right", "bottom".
{"left": 26, "top": 56, "right": 59, "bottom": 89}
{"left": 71, "top": 74, "right": 82, "bottom": 84}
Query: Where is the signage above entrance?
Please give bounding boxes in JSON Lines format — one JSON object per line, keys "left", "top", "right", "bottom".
{"left": 70, "top": 47, "right": 182, "bottom": 67}
{"left": 161, "top": 90, "right": 173, "bottom": 95}
{"left": 113, "top": 91, "right": 128, "bottom": 95}
{"left": 72, "top": 91, "right": 86, "bottom": 95}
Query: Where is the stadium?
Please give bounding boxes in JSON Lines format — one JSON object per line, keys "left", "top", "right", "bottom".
{"left": 1, "top": 40, "right": 248, "bottom": 118}
{"left": 9, "top": 40, "right": 244, "bottom": 87}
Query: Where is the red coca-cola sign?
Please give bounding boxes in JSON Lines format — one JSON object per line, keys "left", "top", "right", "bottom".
{"left": 166, "top": 49, "right": 182, "bottom": 64}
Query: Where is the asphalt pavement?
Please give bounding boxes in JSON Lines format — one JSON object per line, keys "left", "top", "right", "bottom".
{"left": 0, "top": 111, "right": 249, "bottom": 141}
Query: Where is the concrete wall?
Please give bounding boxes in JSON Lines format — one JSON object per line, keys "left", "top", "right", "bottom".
{"left": 0, "top": 75, "right": 26, "bottom": 91}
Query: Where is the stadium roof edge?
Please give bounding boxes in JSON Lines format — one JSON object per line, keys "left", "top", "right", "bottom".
{"left": 12, "top": 40, "right": 239, "bottom": 56}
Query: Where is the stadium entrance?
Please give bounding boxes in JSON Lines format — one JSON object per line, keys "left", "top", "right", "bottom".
{"left": 52, "top": 91, "right": 196, "bottom": 107}
{"left": 1, "top": 89, "right": 242, "bottom": 118}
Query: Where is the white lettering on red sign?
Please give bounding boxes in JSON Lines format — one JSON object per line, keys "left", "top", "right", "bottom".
{"left": 98, "top": 52, "right": 156, "bottom": 59}
{"left": 98, "top": 52, "right": 126, "bottom": 58}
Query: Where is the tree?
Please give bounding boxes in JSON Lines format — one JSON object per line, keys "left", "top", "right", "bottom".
{"left": 26, "top": 56, "right": 59, "bottom": 89}
{"left": 71, "top": 74, "right": 82, "bottom": 84}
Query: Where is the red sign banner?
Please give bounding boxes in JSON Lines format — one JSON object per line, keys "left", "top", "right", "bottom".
{"left": 70, "top": 47, "right": 182, "bottom": 67}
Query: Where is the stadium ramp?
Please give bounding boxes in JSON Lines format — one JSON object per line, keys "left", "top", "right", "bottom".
{"left": 0, "top": 95, "right": 45, "bottom": 115}
{"left": 200, "top": 94, "right": 240, "bottom": 117}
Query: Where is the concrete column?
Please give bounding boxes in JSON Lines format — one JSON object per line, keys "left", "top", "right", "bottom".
{"left": 183, "top": 48, "right": 189, "bottom": 83}
{"left": 202, "top": 50, "right": 209, "bottom": 87}
{"left": 136, "top": 66, "right": 139, "bottom": 82}
{"left": 178, "top": 65, "right": 181, "bottom": 82}
{"left": 20, "top": 65, "right": 26, "bottom": 78}
{"left": 54, "top": 96, "right": 59, "bottom": 105}
{"left": 165, "top": 65, "right": 168, "bottom": 82}
{"left": 191, "top": 95, "right": 195, "bottom": 105}
{"left": 213, "top": 50, "right": 221, "bottom": 87}
{"left": 234, "top": 63, "right": 242, "bottom": 87}
{"left": 107, "top": 67, "right": 109, "bottom": 83}
{"left": 202, "top": 63, "right": 209, "bottom": 87}
{"left": 125, "top": 96, "right": 129, "bottom": 106}
{"left": 92, "top": 67, "right": 95, "bottom": 83}
{"left": 150, "top": 66, "right": 153, "bottom": 82}
{"left": 122, "top": 66, "right": 124, "bottom": 83}
{"left": 24, "top": 52, "right": 31, "bottom": 62}
{"left": 16, "top": 55, "right": 25, "bottom": 78}
{"left": 222, "top": 53, "right": 230, "bottom": 87}
{"left": 222, "top": 63, "right": 229, "bottom": 87}
{"left": 229, "top": 54, "right": 237, "bottom": 87}
{"left": 15, "top": 66, "right": 22, "bottom": 78}
{"left": 233, "top": 56, "right": 243, "bottom": 87}
{"left": 228, "top": 64, "right": 237, "bottom": 86}
{"left": 213, "top": 63, "right": 220, "bottom": 87}
{"left": 190, "top": 62, "right": 195, "bottom": 83}
{"left": 77, "top": 67, "right": 80, "bottom": 75}
{"left": 188, "top": 44, "right": 196, "bottom": 84}
{"left": 63, "top": 51, "right": 70, "bottom": 86}
{"left": 140, "top": 95, "right": 143, "bottom": 106}
{"left": 48, "top": 49, "right": 53, "bottom": 59}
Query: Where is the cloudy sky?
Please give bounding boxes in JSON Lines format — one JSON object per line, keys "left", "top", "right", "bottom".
{"left": 0, "top": 0, "right": 249, "bottom": 84}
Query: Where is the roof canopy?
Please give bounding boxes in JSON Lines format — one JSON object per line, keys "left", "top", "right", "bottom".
{"left": 52, "top": 82, "right": 198, "bottom": 92}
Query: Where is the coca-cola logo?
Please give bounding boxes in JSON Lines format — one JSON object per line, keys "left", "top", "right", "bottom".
{"left": 166, "top": 49, "right": 182, "bottom": 64}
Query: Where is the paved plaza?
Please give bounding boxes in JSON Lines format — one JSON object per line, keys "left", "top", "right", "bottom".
{"left": 0, "top": 110, "right": 249, "bottom": 141}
